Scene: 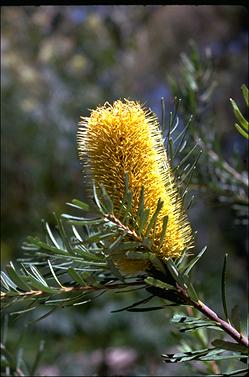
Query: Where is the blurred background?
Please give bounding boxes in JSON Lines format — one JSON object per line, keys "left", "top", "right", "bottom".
{"left": 1, "top": 5, "right": 248, "bottom": 376}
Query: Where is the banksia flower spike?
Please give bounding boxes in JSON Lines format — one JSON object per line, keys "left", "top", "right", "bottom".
{"left": 77, "top": 99, "right": 194, "bottom": 272}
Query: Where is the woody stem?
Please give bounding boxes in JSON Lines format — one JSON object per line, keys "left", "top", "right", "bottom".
{"left": 177, "top": 284, "right": 249, "bottom": 348}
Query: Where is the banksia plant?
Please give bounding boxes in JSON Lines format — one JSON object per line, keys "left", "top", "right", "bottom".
{"left": 77, "top": 99, "right": 194, "bottom": 273}
{"left": 1, "top": 91, "right": 248, "bottom": 376}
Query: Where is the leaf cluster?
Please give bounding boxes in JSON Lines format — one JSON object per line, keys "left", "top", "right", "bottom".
{"left": 168, "top": 42, "right": 249, "bottom": 223}
{"left": 230, "top": 84, "right": 249, "bottom": 140}
{"left": 1, "top": 182, "right": 248, "bottom": 375}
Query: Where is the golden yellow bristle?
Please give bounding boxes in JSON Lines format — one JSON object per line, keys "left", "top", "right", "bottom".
{"left": 77, "top": 99, "right": 194, "bottom": 271}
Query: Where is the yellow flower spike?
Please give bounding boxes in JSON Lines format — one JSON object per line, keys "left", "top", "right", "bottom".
{"left": 77, "top": 99, "right": 194, "bottom": 273}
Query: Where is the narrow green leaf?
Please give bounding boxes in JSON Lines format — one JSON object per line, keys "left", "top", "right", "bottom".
{"left": 222, "top": 367, "right": 249, "bottom": 376}
{"left": 183, "top": 246, "right": 207, "bottom": 276}
{"left": 123, "top": 190, "right": 133, "bottom": 225}
{"left": 25, "top": 236, "right": 67, "bottom": 255}
{"left": 128, "top": 306, "right": 166, "bottom": 312}
{"left": 62, "top": 214, "right": 103, "bottom": 225}
{"left": 169, "top": 138, "right": 174, "bottom": 162}
{"left": 187, "top": 282, "right": 199, "bottom": 301}
{"left": 199, "top": 354, "right": 247, "bottom": 361}
{"left": 230, "top": 98, "right": 248, "bottom": 130}
{"left": 180, "top": 148, "right": 202, "bottom": 188}
{"left": 142, "top": 237, "right": 152, "bottom": 249}
{"left": 145, "top": 199, "right": 164, "bottom": 237}
{"left": 138, "top": 208, "right": 150, "bottom": 235}
{"left": 148, "top": 253, "right": 166, "bottom": 274}
{"left": 1, "top": 344, "right": 17, "bottom": 370}
{"left": 67, "top": 267, "right": 87, "bottom": 285}
{"left": 1, "top": 271, "right": 18, "bottom": 291}
{"left": 72, "top": 225, "right": 83, "bottom": 242}
{"left": 117, "top": 172, "right": 130, "bottom": 218}
{"left": 162, "top": 347, "right": 214, "bottom": 363}
{"left": 137, "top": 186, "right": 145, "bottom": 221}
{"left": 10, "top": 307, "right": 37, "bottom": 316}
{"left": 170, "top": 115, "right": 179, "bottom": 135}
{"left": 25, "top": 272, "right": 56, "bottom": 293}
{"left": 30, "top": 265, "right": 48, "bottom": 287}
{"left": 111, "top": 295, "right": 153, "bottom": 313}
{"left": 181, "top": 52, "right": 195, "bottom": 74}
{"left": 46, "top": 293, "right": 87, "bottom": 307}
{"left": 108, "top": 233, "right": 126, "bottom": 252}
{"left": 44, "top": 222, "right": 60, "bottom": 249}
{"left": 231, "top": 304, "right": 241, "bottom": 333}
{"left": 171, "top": 314, "right": 197, "bottom": 323}
{"left": 167, "top": 258, "right": 187, "bottom": 288}
{"left": 85, "top": 231, "right": 114, "bottom": 244}
{"left": 99, "top": 184, "right": 114, "bottom": 214}
{"left": 125, "top": 251, "right": 149, "bottom": 260}
{"left": 241, "top": 84, "right": 249, "bottom": 107}
{"left": 146, "top": 285, "right": 184, "bottom": 304}
{"left": 21, "top": 242, "right": 38, "bottom": 251}
{"left": 124, "top": 171, "right": 129, "bottom": 193}
{"left": 73, "top": 248, "right": 105, "bottom": 262}
{"left": 106, "top": 257, "right": 124, "bottom": 281}
{"left": 178, "top": 322, "right": 222, "bottom": 332}
{"left": 212, "top": 339, "right": 249, "bottom": 354}
{"left": 174, "top": 114, "right": 192, "bottom": 145}
{"left": 178, "top": 138, "right": 187, "bottom": 154}
{"left": 234, "top": 123, "right": 249, "bottom": 139}
{"left": 159, "top": 216, "right": 168, "bottom": 248}
{"left": 170, "top": 315, "right": 221, "bottom": 332}
{"left": 71, "top": 199, "right": 90, "bottom": 211}
{"left": 161, "top": 97, "right": 166, "bottom": 134}
{"left": 47, "top": 260, "right": 64, "bottom": 288}
{"left": 176, "top": 250, "right": 188, "bottom": 269}
{"left": 221, "top": 253, "right": 229, "bottom": 322}
{"left": 24, "top": 245, "right": 105, "bottom": 266}
{"left": 28, "top": 307, "right": 57, "bottom": 325}
{"left": 54, "top": 213, "right": 73, "bottom": 254}
{"left": 173, "top": 143, "right": 198, "bottom": 172}
{"left": 186, "top": 194, "right": 195, "bottom": 210}
{"left": 167, "top": 111, "right": 173, "bottom": 149}
{"left": 145, "top": 276, "right": 175, "bottom": 290}
{"left": 2, "top": 315, "right": 8, "bottom": 345}
{"left": 5, "top": 263, "right": 30, "bottom": 291}
{"left": 200, "top": 80, "right": 217, "bottom": 102}
{"left": 115, "top": 241, "right": 141, "bottom": 252}
{"left": 73, "top": 299, "right": 91, "bottom": 307}
{"left": 181, "top": 325, "right": 223, "bottom": 333}
{"left": 30, "top": 340, "right": 45, "bottom": 376}
{"left": 92, "top": 182, "right": 106, "bottom": 214}
{"left": 16, "top": 347, "right": 24, "bottom": 371}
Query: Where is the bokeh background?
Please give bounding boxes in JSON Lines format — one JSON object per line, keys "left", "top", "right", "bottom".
{"left": 1, "top": 5, "right": 248, "bottom": 376}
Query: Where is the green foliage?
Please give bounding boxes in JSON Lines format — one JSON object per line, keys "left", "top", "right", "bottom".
{"left": 168, "top": 40, "right": 217, "bottom": 118}
{"left": 168, "top": 42, "right": 249, "bottom": 225}
{"left": 1, "top": 316, "right": 45, "bottom": 377}
{"left": 1, "top": 100, "right": 248, "bottom": 374}
{"left": 230, "top": 84, "right": 249, "bottom": 139}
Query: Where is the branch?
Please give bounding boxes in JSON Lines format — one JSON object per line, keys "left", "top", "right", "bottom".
{"left": 176, "top": 284, "right": 249, "bottom": 349}
{"left": 1, "top": 281, "right": 145, "bottom": 301}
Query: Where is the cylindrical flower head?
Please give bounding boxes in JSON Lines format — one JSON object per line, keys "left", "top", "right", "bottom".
{"left": 77, "top": 99, "right": 194, "bottom": 270}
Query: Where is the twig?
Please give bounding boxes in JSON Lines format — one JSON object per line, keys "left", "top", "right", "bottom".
{"left": 177, "top": 284, "right": 249, "bottom": 348}
{"left": 1, "top": 281, "right": 146, "bottom": 300}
